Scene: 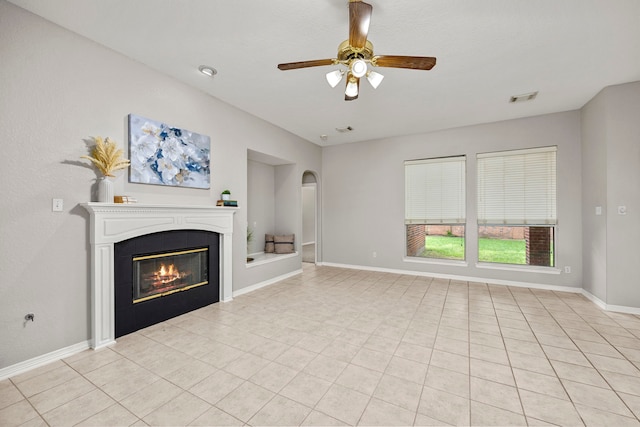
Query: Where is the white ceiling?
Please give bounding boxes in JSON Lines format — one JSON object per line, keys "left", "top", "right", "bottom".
{"left": 10, "top": 0, "right": 640, "bottom": 146}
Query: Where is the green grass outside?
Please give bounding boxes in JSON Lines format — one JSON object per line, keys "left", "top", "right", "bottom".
{"left": 420, "top": 236, "right": 466, "bottom": 260}
{"left": 477, "top": 237, "right": 526, "bottom": 264}
{"left": 419, "top": 235, "right": 528, "bottom": 264}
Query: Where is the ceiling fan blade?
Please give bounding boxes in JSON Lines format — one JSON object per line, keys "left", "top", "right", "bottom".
{"left": 349, "top": 0, "right": 372, "bottom": 50}
{"left": 374, "top": 55, "right": 437, "bottom": 70}
{"left": 277, "top": 59, "right": 335, "bottom": 70}
{"left": 345, "top": 76, "right": 360, "bottom": 101}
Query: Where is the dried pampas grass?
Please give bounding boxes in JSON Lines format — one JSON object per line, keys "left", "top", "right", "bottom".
{"left": 81, "top": 136, "right": 130, "bottom": 177}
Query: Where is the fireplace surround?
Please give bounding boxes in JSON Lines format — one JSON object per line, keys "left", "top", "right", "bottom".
{"left": 81, "top": 203, "right": 237, "bottom": 349}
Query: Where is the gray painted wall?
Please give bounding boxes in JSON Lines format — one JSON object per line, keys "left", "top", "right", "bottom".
{"left": 581, "top": 88, "right": 609, "bottom": 301}
{"left": 274, "top": 164, "right": 299, "bottom": 239}
{"left": 322, "top": 111, "right": 583, "bottom": 289}
{"left": 247, "top": 160, "right": 276, "bottom": 254}
{"left": 582, "top": 82, "right": 640, "bottom": 307}
{"left": 605, "top": 83, "right": 640, "bottom": 307}
{"left": 302, "top": 185, "right": 316, "bottom": 245}
{"left": 0, "top": 2, "right": 320, "bottom": 369}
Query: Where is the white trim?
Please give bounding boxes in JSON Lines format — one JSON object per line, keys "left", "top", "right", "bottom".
{"left": 246, "top": 252, "right": 299, "bottom": 268}
{"left": 302, "top": 241, "right": 315, "bottom": 246}
{"left": 322, "top": 262, "right": 581, "bottom": 294}
{"left": 581, "top": 289, "right": 640, "bottom": 315}
{"left": 233, "top": 269, "right": 303, "bottom": 297}
{"left": 0, "top": 341, "right": 90, "bottom": 381}
{"left": 404, "top": 257, "right": 468, "bottom": 267}
{"left": 476, "top": 262, "right": 561, "bottom": 275}
{"left": 80, "top": 203, "right": 237, "bottom": 348}
{"left": 604, "top": 304, "right": 640, "bottom": 316}
{"left": 581, "top": 289, "right": 607, "bottom": 310}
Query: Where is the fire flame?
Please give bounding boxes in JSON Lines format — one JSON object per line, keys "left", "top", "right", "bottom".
{"left": 156, "top": 263, "right": 181, "bottom": 283}
{"left": 159, "top": 264, "right": 177, "bottom": 277}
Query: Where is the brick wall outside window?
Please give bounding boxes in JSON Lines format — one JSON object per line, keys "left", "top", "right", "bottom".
{"left": 525, "top": 226, "right": 554, "bottom": 266}
{"left": 406, "top": 224, "right": 426, "bottom": 256}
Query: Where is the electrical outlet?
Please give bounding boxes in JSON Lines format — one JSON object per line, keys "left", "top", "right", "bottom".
{"left": 595, "top": 206, "right": 602, "bottom": 216}
{"left": 372, "top": 251, "right": 377, "bottom": 258}
{"left": 564, "top": 266, "right": 571, "bottom": 274}
{"left": 52, "top": 198, "right": 63, "bottom": 212}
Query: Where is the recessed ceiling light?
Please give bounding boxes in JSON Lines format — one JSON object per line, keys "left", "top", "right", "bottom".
{"left": 198, "top": 65, "right": 217, "bottom": 77}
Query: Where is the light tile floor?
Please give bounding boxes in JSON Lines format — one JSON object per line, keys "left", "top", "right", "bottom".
{"left": 3, "top": 264, "right": 640, "bottom": 426}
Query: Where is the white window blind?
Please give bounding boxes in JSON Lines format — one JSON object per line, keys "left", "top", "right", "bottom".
{"left": 405, "top": 156, "right": 466, "bottom": 224}
{"left": 477, "top": 146, "right": 557, "bottom": 225}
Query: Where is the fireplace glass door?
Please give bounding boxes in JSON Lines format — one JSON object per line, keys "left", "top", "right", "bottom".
{"left": 133, "top": 248, "right": 208, "bottom": 303}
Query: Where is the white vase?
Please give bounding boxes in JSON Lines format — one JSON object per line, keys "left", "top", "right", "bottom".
{"left": 97, "top": 176, "right": 114, "bottom": 203}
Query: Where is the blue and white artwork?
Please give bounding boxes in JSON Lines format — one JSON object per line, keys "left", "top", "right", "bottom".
{"left": 128, "top": 114, "right": 210, "bottom": 189}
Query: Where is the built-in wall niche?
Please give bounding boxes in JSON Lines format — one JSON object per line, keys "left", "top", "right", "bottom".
{"left": 247, "top": 149, "right": 297, "bottom": 263}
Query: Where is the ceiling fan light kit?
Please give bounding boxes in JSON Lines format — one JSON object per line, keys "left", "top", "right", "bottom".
{"left": 326, "top": 69, "right": 345, "bottom": 88}
{"left": 351, "top": 59, "right": 368, "bottom": 78}
{"left": 345, "top": 75, "right": 359, "bottom": 99}
{"left": 366, "top": 70, "right": 384, "bottom": 89}
{"left": 277, "top": 0, "right": 436, "bottom": 101}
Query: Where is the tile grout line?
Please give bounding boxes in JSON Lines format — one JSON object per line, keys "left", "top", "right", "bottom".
{"left": 522, "top": 286, "right": 635, "bottom": 424}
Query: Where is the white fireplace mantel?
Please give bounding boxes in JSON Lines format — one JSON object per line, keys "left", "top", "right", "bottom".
{"left": 81, "top": 203, "right": 237, "bottom": 349}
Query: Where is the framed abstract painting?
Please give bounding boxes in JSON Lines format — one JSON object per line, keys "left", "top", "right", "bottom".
{"left": 128, "top": 114, "right": 210, "bottom": 189}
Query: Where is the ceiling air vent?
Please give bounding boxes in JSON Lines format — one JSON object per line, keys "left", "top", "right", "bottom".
{"left": 336, "top": 126, "right": 354, "bottom": 133}
{"left": 509, "top": 91, "right": 538, "bottom": 103}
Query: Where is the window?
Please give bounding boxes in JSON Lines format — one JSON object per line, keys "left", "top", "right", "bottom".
{"left": 405, "top": 156, "right": 466, "bottom": 260}
{"left": 477, "top": 146, "right": 556, "bottom": 266}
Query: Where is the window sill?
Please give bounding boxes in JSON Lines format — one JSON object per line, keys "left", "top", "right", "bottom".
{"left": 246, "top": 251, "right": 298, "bottom": 268}
{"left": 403, "top": 257, "right": 468, "bottom": 267}
{"left": 476, "top": 262, "right": 561, "bottom": 274}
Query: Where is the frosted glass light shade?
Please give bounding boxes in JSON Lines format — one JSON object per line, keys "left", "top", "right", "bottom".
{"left": 345, "top": 78, "right": 359, "bottom": 98}
{"left": 351, "top": 59, "right": 367, "bottom": 78}
{"left": 367, "top": 71, "right": 384, "bottom": 89}
{"left": 325, "top": 70, "right": 344, "bottom": 88}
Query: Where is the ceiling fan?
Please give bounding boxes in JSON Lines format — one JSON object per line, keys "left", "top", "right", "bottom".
{"left": 277, "top": 0, "right": 437, "bottom": 101}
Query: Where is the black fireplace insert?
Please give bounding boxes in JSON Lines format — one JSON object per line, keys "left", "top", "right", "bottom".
{"left": 114, "top": 229, "right": 219, "bottom": 337}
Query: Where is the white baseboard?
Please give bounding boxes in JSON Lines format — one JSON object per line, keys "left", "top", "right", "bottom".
{"left": 581, "top": 289, "right": 640, "bottom": 315}
{"left": 233, "top": 269, "right": 303, "bottom": 298}
{"left": 605, "top": 304, "right": 640, "bottom": 315}
{"left": 0, "top": 341, "right": 90, "bottom": 381}
{"left": 322, "top": 262, "right": 640, "bottom": 313}
{"left": 321, "top": 262, "right": 582, "bottom": 294}
{"left": 580, "top": 289, "right": 607, "bottom": 310}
